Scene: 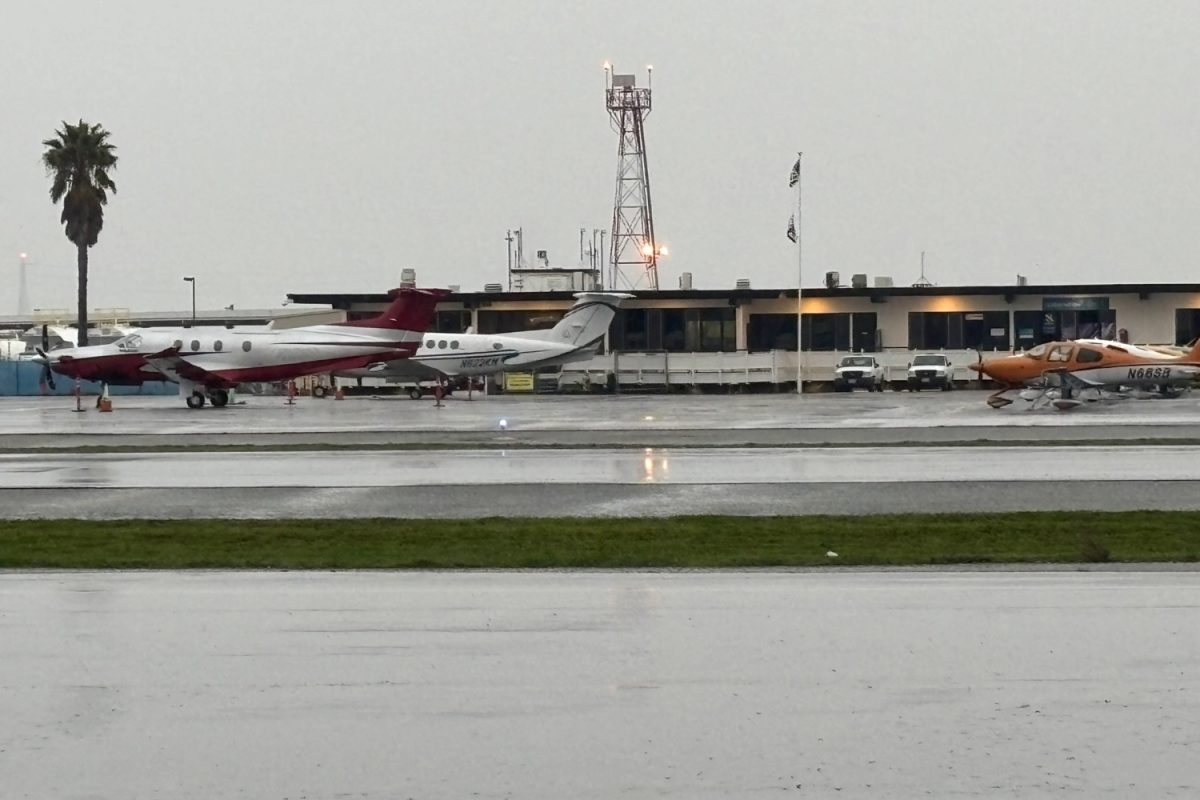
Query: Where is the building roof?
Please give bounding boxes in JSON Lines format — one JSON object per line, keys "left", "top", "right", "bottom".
{"left": 288, "top": 282, "right": 1200, "bottom": 307}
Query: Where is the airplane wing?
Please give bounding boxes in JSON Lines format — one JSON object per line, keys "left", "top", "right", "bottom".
{"left": 144, "top": 347, "right": 237, "bottom": 389}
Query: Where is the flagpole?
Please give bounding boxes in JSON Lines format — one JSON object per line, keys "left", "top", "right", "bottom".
{"left": 795, "top": 152, "right": 803, "bottom": 395}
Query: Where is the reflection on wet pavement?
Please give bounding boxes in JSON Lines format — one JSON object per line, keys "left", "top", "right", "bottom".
{"left": 2, "top": 570, "right": 1198, "bottom": 798}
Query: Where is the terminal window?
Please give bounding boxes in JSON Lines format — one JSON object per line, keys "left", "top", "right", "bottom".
{"left": 1013, "top": 310, "right": 1115, "bottom": 349}
{"left": 478, "top": 310, "right": 564, "bottom": 334}
{"left": 1175, "top": 309, "right": 1200, "bottom": 345}
{"left": 610, "top": 308, "right": 734, "bottom": 352}
{"left": 908, "top": 311, "right": 1009, "bottom": 351}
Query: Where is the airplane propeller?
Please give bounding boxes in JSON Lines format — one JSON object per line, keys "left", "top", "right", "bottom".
{"left": 35, "top": 324, "right": 55, "bottom": 391}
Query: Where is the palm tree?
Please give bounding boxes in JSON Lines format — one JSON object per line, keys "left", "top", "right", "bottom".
{"left": 42, "top": 120, "right": 118, "bottom": 347}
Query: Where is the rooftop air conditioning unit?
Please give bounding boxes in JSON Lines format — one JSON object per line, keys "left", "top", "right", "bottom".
{"left": 483, "top": 283, "right": 503, "bottom": 293}
{"left": 851, "top": 273, "right": 868, "bottom": 289}
{"left": 678, "top": 272, "right": 693, "bottom": 290}
{"left": 536, "top": 249, "right": 549, "bottom": 267}
{"left": 400, "top": 268, "right": 417, "bottom": 287}
{"left": 825, "top": 271, "right": 840, "bottom": 289}
{"left": 735, "top": 278, "right": 751, "bottom": 290}
{"left": 874, "top": 276, "right": 894, "bottom": 288}
{"left": 1016, "top": 274, "right": 1029, "bottom": 286}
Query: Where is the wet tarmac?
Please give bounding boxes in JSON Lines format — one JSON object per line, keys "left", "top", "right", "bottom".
{"left": 7, "top": 392, "right": 1200, "bottom": 450}
{"left": 3, "top": 445, "right": 1200, "bottom": 488}
{"left": 5, "top": 393, "right": 1199, "bottom": 518}
{"left": 3, "top": 570, "right": 1197, "bottom": 799}
{"left": 3, "top": 445, "right": 1199, "bottom": 518}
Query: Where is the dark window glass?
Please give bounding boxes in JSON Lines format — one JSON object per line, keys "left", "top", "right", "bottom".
{"left": 1013, "top": 311, "right": 1044, "bottom": 349}
{"left": 1076, "top": 347, "right": 1102, "bottom": 363}
{"left": 851, "top": 313, "right": 878, "bottom": 352}
{"left": 803, "top": 313, "right": 850, "bottom": 351}
{"left": 1176, "top": 309, "right": 1200, "bottom": 345}
{"left": 662, "top": 311, "right": 686, "bottom": 351}
{"left": 434, "top": 311, "right": 471, "bottom": 333}
{"left": 748, "top": 314, "right": 798, "bottom": 351}
{"left": 477, "top": 310, "right": 564, "bottom": 335}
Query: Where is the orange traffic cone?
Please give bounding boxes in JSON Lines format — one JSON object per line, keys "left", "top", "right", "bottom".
{"left": 334, "top": 386, "right": 344, "bottom": 400}
{"left": 97, "top": 383, "right": 113, "bottom": 412}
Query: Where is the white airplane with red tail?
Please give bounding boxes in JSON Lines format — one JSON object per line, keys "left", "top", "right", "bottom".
{"left": 38, "top": 287, "right": 447, "bottom": 408}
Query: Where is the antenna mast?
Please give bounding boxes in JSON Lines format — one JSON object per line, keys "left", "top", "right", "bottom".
{"left": 605, "top": 62, "right": 662, "bottom": 290}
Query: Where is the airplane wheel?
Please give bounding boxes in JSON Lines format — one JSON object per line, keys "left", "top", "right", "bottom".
{"left": 186, "top": 391, "right": 206, "bottom": 409}
{"left": 312, "top": 385, "right": 327, "bottom": 399}
{"left": 408, "top": 387, "right": 423, "bottom": 400}
{"left": 209, "top": 389, "right": 229, "bottom": 408}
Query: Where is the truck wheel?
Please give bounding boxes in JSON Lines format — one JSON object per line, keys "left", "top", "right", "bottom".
{"left": 408, "top": 387, "right": 423, "bottom": 400}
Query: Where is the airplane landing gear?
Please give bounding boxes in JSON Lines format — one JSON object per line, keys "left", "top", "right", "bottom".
{"left": 186, "top": 391, "right": 206, "bottom": 409}
{"left": 209, "top": 389, "right": 229, "bottom": 408}
{"left": 986, "top": 389, "right": 1013, "bottom": 409}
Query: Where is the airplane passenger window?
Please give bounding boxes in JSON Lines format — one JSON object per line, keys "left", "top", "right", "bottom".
{"left": 492, "top": 342, "right": 503, "bottom": 350}
{"left": 438, "top": 340, "right": 447, "bottom": 349}
{"left": 173, "top": 340, "right": 183, "bottom": 350}
{"left": 1076, "top": 348, "right": 1102, "bottom": 364}
{"left": 214, "top": 340, "right": 223, "bottom": 352}
{"left": 190, "top": 340, "right": 200, "bottom": 352}
{"left": 425, "top": 339, "right": 435, "bottom": 348}
{"left": 450, "top": 341, "right": 460, "bottom": 350}
{"left": 242, "top": 341, "right": 252, "bottom": 352}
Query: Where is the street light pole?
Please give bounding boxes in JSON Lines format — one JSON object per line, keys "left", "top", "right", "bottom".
{"left": 183, "top": 276, "right": 195, "bottom": 324}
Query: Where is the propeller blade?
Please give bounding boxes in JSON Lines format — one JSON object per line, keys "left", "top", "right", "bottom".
{"left": 42, "top": 362, "right": 55, "bottom": 391}
{"left": 41, "top": 323, "right": 49, "bottom": 354}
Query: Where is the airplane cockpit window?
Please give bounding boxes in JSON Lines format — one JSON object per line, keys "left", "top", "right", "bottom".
{"left": 1076, "top": 347, "right": 1103, "bottom": 364}
{"left": 1026, "top": 344, "right": 1047, "bottom": 359}
{"left": 115, "top": 334, "right": 143, "bottom": 352}
{"left": 1047, "top": 344, "right": 1073, "bottom": 362}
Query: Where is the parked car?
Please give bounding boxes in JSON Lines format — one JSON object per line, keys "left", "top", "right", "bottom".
{"left": 833, "top": 355, "right": 886, "bottom": 392}
{"left": 907, "top": 353, "right": 953, "bottom": 391}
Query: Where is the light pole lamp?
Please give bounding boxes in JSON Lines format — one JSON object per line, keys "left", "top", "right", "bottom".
{"left": 183, "top": 276, "right": 195, "bottom": 324}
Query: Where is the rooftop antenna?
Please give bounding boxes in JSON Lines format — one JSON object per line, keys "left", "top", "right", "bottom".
{"left": 912, "top": 250, "right": 933, "bottom": 287}
{"left": 605, "top": 62, "right": 665, "bottom": 290}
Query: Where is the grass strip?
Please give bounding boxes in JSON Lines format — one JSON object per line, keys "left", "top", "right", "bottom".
{"left": 2, "top": 512, "right": 1199, "bottom": 569}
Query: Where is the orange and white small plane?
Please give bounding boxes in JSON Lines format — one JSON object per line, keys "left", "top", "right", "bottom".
{"left": 970, "top": 338, "right": 1200, "bottom": 410}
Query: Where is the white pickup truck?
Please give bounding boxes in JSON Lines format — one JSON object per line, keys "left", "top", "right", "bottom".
{"left": 833, "top": 355, "right": 886, "bottom": 392}
{"left": 906, "top": 353, "right": 954, "bottom": 391}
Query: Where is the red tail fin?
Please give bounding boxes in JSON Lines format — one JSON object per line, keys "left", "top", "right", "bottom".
{"left": 338, "top": 288, "right": 450, "bottom": 331}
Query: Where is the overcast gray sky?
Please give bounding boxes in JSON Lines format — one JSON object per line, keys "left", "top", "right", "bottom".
{"left": 5, "top": 1, "right": 1200, "bottom": 313}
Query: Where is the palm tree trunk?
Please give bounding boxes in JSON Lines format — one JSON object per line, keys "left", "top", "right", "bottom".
{"left": 76, "top": 242, "right": 89, "bottom": 347}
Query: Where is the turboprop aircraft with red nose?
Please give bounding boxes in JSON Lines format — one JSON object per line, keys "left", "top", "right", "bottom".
{"left": 38, "top": 287, "right": 448, "bottom": 408}
{"left": 970, "top": 337, "right": 1200, "bottom": 410}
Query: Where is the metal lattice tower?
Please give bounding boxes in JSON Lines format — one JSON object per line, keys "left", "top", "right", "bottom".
{"left": 606, "top": 64, "right": 661, "bottom": 290}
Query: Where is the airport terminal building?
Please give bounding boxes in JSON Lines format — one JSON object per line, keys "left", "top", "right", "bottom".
{"left": 288, "top": 280, "right": 1200, "bottom": 390}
